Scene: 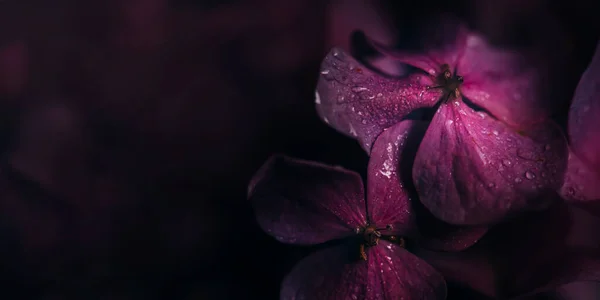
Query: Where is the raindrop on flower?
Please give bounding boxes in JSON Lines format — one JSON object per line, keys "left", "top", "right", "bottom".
{"left": 525, "top": 171, "right": 536, "bottom": 180}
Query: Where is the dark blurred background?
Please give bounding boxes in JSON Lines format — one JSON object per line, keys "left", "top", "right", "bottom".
{"left": 0, "top": 0, "right": 598, "bottom": 299}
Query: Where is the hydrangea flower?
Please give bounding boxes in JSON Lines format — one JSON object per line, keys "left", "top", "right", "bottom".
{"left": 248, "top": 120, "right": 486, "bottom": 299}
{"left": 560, "top": 41, "right": 600, "bottom": 213}
{"left": 315, "top": 19, "right": 567, "bottom": 225}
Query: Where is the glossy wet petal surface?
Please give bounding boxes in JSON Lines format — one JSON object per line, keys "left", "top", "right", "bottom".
{"left": 316, "top": 48, "right": 441, "bottom": 152}
{"left": 366, "top": 120, "right": 423, "bottom": 235}
{"left": 413, "top": 100, "right": 567, "bottom": 225}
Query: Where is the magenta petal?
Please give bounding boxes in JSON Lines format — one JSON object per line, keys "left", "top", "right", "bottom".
{"left": 366, "top": 120, "right": 427, "bottom": 235}
{"left": 569, "top": 41, "right": 600, "bottom": 172}
{"left": 281, "top": 242, "right": 446, "bottom": 300}
{"left": 560, "top": 151, "right": 600, "bottom": 204}
{"left": 248, "top": 155, "right": 366, "bottom": 245}
{"left": 368, "top": 119, "right": 487, "bottom": 249}
{"left": 316, "top": 48, "right": 442, "bottom": 152}
{"left": 414, "top": 101, "right": 567, "bottom": 225}
{"left": 458, "top": 34, "right": 547, "bottom": 127}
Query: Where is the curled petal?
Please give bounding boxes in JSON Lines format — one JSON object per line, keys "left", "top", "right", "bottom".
{"left": 360, "top": 19, "right": 468, "bottom": 77}
{"left": 248, "top": 155, "right": 366, "bottom": 245}
{"left": 316, "top": 48, "right": 442, "bottom": 152}
{"left": 569, "top": 41, "right": 600, "bottom": 173}
{"left": 414, "top": 101, "right": 567, "bottom": 225}
{"left": 366, "top": 120, "right": 426, "bottom": 235}
{"left": 281, "top": 242, "right": 446, "bottom": 300}
{"left": 560, "top": 151, "right": 600, "bottom": 213}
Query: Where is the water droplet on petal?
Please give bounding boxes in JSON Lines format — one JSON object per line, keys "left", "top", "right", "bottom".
{"left": 351, "top": 86, "right": 368, "bottom": 93}
{"left": 525, "top": 171, "right": 536, "bottom": 180}
{"left": 515, "top": 177, "right": 523, "bottom": 183}
{"left": 488, "top": 183, "right": 495, "bottom": 188}
{"left": 502, "top": 159, "right": 512, "bottom": 166}
{"left": 320, "top": 69, "right": 330, "bottom": 75}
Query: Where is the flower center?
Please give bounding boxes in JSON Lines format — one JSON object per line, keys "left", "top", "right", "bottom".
{"left": 355, "top": 224, "right": 405, "bottom": 260}
{"left": 430, "top": 63, "right": 463, "bottom": 100}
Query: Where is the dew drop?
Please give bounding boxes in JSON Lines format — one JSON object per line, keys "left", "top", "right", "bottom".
{"left": 336, "top": 95, "right": 345, "bottom": 103}
{"left": 320, "top": 69, "right": 330, "bottom": 75}
{"left": 502, "top": 159, "right": 512, "bottom": 166}
{"left": 376, "top": 93, "right": 383, "bottom": 98}
{"left": 525, "top": 171, "right": 536, "bottom": 180}
{"left": 492, "top": 130, "right": 499, "bottom": 136}
{"left": 487, "top": 183, "right": 495, "bottom": 188}
{"left": 515, "top": 177, "right": 523, "bottom": 183}
{"left": 351, "top": 86, "right": 368, "bottom": 93}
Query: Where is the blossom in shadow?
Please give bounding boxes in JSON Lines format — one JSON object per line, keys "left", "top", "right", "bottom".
{"left": 315, "top": 17, "right": 568, "bottom": 225}
{"left": 248, "top": 120, "right": 486, "bottom": 299}
{"left": 414, "top": 202, "right": 600, "bottom": 299}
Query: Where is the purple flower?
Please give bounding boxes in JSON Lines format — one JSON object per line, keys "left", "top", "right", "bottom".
{"left": 315, "top": 18, "right": 567, "bottom": 225}
{"left": 248, "top": 121, "right": 486, "bottom": 299}
{"left": 560, "top": 41, "right": 600, "bottom": 214}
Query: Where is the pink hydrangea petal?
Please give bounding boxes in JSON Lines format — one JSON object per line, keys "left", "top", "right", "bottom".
{"left": 366, "top": 120, "right": 425, "bottom": 235}
{"left": 281, "top": 242, "right": 446, "bottom": 300}
{"left": 316, "top": 48, "right": 442, "bottom": 152}
{"left": 568, "top": 41, "right": 600, "bottom": 172}
{"left": 368, "top": 119, "right": 488, "bottom": 249}
{"left": 560, "top": 151, "right": 600, "bottom": 211}
{"left": 413, "top": 100, "right": 567, "bottom": 225}
{"left": 248, "top": 155, "right": 366, "bottom": 245}
{"left": 458, "top": 34, "right": 548, "bottom": 127}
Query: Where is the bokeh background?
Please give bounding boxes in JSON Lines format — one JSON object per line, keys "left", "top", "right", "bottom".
{"left": 0, "top": 0, "right": 598, "bottom": 299}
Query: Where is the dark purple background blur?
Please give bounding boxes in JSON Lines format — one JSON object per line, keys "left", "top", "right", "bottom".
{"left": 0, "top": 0, "right": 598, "bottom": 299}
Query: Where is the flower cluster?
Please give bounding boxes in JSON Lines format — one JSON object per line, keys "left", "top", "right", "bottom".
{"left": 248, "top": 17, "right": 600, "bottom": 300}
